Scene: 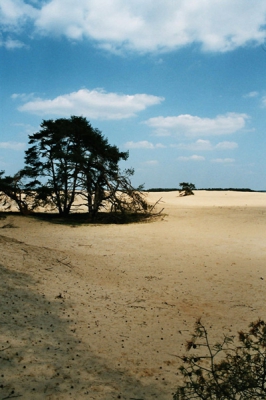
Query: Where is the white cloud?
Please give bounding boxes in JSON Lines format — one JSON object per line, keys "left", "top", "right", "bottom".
{"left": 0, "top": 35, "right": 25, "bottom": 49}
{"left": 243, "top": 91, "right": 259, "bottom": 98}
{"left": 145, "top": 113, "right": 248, "bottom": 137}
{"left": 211, "top": 158, "right": 235, "bottom": 163}
{"left": 2, "top": 1, "right": 266, "bottom": 53}
{"left": 215, "top": 141, "right": 238, "bottom": 150}
{"left": 0, "top": 0, "right": 38, "bottom": 27}
{"left": 178, "top": 155, "right": 205, "bottom": 161}
{"left": 0, "top": 141, "right": 25, "bottom": 151}
{"left": 13, "top": 122, "right": 37, "bottom": 136}
{"left": 125, "top": 140, "right": 165, "bottom": 149}
{"left": 173, "top": 139, "right": 212, "bottom": 151}
{"left": 172, "top": 139, "right": 238, "bottom": 151}
{"left": 143, "top": 160, "right": 158, "bottom": 165}
{"left": 17, "top": 88, "right": 164, "bottom": 120}
{"left": 11, "top": 92, "right": 36, "bottom": 101}
{"left": 261, "top": 96, "right": 266, "bottom": 108}
{"left": 34, "top": 1, "right": 266, "bottom": 53}
{"left": 0, "top": 0, "right": 37, "bottom": 50}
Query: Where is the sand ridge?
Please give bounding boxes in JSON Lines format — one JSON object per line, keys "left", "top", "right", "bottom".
{"left": 0, "top": 191, "right": 266, "bottom": 399}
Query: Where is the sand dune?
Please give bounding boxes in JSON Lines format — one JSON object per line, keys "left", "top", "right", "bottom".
{"left": 1, "top": 191, "right": 266, "bottom": 399}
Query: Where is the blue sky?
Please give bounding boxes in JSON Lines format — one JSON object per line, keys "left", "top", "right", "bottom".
{"left": 1, "top": 1, "right": 266, "bottom": 190}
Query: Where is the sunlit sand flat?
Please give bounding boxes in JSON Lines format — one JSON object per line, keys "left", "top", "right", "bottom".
{"left": 1, "top": 191, "right": 266, "bottom": 399}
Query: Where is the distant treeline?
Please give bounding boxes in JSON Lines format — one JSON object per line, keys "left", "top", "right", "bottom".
{"left": 198, "top": 188, "right": 262, "bottom": 192}
{"left": 146, "top": 188, "right": 179, "bottom": 192}
{"left": 146, "top": 188, "right": 266, "bottom": 193}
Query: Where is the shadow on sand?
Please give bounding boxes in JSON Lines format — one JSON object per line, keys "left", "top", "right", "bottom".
{"left": 0, "top": 234, "right": 166, "bottom": 399}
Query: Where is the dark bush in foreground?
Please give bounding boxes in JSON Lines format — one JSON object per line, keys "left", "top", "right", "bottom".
{"left": 174, "top": 319, "right": 266, "bottom": 399}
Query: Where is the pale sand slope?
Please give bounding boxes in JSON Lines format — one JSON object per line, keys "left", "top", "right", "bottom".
{"left": 0, "top": 191, "right": 266, "bottom": 399}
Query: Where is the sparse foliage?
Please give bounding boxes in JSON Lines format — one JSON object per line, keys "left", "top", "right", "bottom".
{"left": 174, "top": 319, "right": 266, "bottom": 399}
{"left": 78, "top": 166, "right": 156, "bottom": 221}
{"left": 0, "top": 170, "right": 37, "bottom": 215}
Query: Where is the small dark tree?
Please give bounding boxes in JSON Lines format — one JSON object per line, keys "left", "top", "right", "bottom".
{"left": 173, "top": 319, "right": 266, "bottom": 399}
{"left": 179, "top": 182, "right": 196, "bottom": 196}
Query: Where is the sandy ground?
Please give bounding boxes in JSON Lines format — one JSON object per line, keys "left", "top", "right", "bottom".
{"left": 0, "top": 190, "right": 266, "bottom": 399}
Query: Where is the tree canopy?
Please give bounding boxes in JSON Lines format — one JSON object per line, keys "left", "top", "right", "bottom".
{"left": 23, "top": 116, "right": 129, "bottom": 216}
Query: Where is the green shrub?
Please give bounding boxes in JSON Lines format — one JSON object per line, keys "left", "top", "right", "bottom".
{"left": 174, "top": 319, "right": 266, "bottom": 399}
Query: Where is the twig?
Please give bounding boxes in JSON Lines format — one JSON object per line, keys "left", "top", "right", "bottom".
{"left": 149, "top": 197, "right": 164, "bottom": 213}
{"left": 1, "top": 223, "right": 16, "bottom": 229}
{"left": 163, "top": 301, "right": 176, "bottom": 307}
{"left": 2, "top": 394, "right": 22, "bottom": 400}
{"left": 0, "top": 345, "right": 11, "bottom": 352}
{"left": 128, "top": 305, "right": 146, "bottom": 309}
{"left": 57, "top": 257, "right": 72, "bottom": 268}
